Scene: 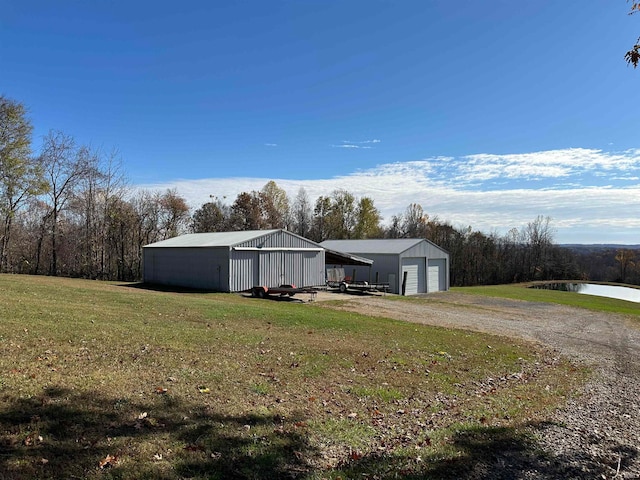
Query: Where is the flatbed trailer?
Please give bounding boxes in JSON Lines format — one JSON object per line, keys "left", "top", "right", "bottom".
{"left": 327, "top": 280, "right": 389, "bottom": 294}
{"left": 251, "top": 284, "right": 318, "bottom": 301}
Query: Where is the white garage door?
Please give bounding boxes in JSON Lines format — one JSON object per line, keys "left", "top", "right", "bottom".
{"left": 401, "top": 258, "right": 426, "bottom": 295}
{"left": 427, "top": 258, "right": 446, "bottom": 292}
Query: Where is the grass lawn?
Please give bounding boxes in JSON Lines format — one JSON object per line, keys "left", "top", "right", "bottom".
{"left": 451, "top": 283, "right": 640, "bottom": 318}
{"left": 0, "top": 275, "right": 584, "bottom": 479}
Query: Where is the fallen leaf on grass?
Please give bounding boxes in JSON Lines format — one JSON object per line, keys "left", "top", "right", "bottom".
{"left": 197, "top": 386, "right": 210, "bottom": 393}
{"left": 99, "top": 454, "right": 118, "bottom": 469}
{"left": 155, "top": 387, "right": 168, "bottom": 394}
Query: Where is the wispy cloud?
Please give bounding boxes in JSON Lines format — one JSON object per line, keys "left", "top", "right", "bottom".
{"left": 332, "top": 144, "right": 370, "bottom": 149}
{"left": 332, "top": 139, "right": 381, "bottom": 149}
{"left": 264, "top": 143, "right": 278, "bottom": 147}
{"left": 137, "top": 148, "right": 640, "bottom": 244}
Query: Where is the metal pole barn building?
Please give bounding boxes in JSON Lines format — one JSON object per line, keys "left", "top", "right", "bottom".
{"left": 143, "top": 229, "right": 326, "bottom": 292}
{"left": 321, "top": 238, "right": 450, "bottom": 295}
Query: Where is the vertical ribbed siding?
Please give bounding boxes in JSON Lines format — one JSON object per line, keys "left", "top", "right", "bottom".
{"left": 258, "top": 251, "right": 283, "bottom": 287}
{"left": 303, "top": 251, "right": 324, "bottom": 287}
{"left": 237, "top": 230, "right": 321, "bottom": 249}
{"left": 230, "top": 250, "right": 258, "bottom": 292}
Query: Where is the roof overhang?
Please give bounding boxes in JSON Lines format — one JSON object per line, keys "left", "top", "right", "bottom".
{"left": 324, "top": 248, "right": 374, "bottom": 266}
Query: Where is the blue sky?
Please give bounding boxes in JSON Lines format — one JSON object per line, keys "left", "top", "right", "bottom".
{"left": 2, "top": 1, "right": 639, "bottom": 243}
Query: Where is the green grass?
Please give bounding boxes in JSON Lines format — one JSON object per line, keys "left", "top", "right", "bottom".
{"left": 451, "top": 283, "right": 640, "bottom": 317}
{"left": 0, "top": 275, "right": 587, "bottom": 479}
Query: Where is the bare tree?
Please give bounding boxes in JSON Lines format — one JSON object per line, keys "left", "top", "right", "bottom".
{"left": 615, "top": 249, "right": 636, "bottom": 283}
{"left": 37, "top": 131, "right": 91, "bottom": 275}
{"left": 402, "top": 203, "right": 429, "bottom": 238}
{"left": 291, "top": 187, "right": 313, "bottom": 238}
{"left": 310, "top": 195, "right": 331, "bottom": 242}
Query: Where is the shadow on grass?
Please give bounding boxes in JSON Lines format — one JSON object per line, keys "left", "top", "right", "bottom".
{"left": 0, "top": 387, "right": 314, "bottom": 479}
{"left": 333, "top": 423, "right": 633, "bottom": 480}
{"left": 119, "top": 282, "right": 215, "bottom": 294}
{"left": 1, "top": 387, "right": 634, "bottom": 479}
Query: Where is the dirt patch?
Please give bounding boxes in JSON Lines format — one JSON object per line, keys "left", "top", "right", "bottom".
{"left": 315, "top": 291, "right": 640, "bottom": 479}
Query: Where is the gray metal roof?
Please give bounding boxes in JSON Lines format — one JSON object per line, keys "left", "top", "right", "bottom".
{"left": 321, "top": 239, "right": 426, "bottom": 255}
{"left": 144, "top": 230, "right": 280, "bottom": 248}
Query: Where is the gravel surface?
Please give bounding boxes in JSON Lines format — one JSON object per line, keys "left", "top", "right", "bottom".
{"left": 315, "top": 291, "right": 640, "bottom": 479}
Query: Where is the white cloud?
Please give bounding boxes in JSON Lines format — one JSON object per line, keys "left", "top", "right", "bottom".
{"left": 136, "top": 148, "right": 640, "bottom": 244}
{"left": 332, "top": 144, "right": 371, "bottom": 149}
{"left": 264, "top": 143, "right": 278, "bottom": 147}
{"left": 332, "top": 139, "right": 381, "bottom": 149}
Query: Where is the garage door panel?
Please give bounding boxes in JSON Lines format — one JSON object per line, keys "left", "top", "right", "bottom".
{"left": 428, "top": 259, "right": 446, "bottom": 292}
{"left": 401, "top": 257, "right": 425, "bottom": 295}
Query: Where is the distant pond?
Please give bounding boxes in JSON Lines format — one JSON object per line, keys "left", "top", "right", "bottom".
{"left": 531, "top": 283, "right": 640, "bottom": 303}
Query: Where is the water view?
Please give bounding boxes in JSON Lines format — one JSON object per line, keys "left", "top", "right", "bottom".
{"left": 531, "top": 283, "right": 640, "bottom": 303}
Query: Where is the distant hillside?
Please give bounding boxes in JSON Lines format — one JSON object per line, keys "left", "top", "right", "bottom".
{"left": 561, "top": 244, "right": 640, "bottom": 284}
{"left": 562, "top": 244, "right": 640, "bottom": 252}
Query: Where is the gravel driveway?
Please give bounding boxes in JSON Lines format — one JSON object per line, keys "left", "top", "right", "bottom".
{"left": 316, "top": 291, "right": 640, "bottom": 479}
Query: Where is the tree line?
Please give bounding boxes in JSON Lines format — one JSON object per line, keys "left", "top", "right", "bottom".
{"left": 2, "top": 95, "right": 637, "bottom": 286}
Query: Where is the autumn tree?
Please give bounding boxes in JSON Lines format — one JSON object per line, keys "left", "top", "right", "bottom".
{"left": 260, "top": 180, "right": 290, "bottom": 229}
{"left": 0, "top": 96, "right": 47, "bottom": 271}
{"left": 191, "top": 198, "right": 229, "bottom": 233}
{"left": 158, "top": 189, "right": 190, "bottom": 239}
{"left": 325, "top": 189, "right": 357, "bottom": 239}
{"left": 626, "top": 2, "right": 640, "bottom": 67}
{"left": 229, "top": 191, "right": 264, "bottom": 230}
{"left": 354, "top": 196, "right": 382, "bottom": 239}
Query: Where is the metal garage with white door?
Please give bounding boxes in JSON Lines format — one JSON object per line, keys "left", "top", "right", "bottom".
{"left": 321, "top": 239, "right": 449, "bottom": 296}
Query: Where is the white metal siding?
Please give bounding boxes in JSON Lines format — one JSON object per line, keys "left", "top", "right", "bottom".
{"left": 401, "top": 264, "right": 418, "bottom": 295}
